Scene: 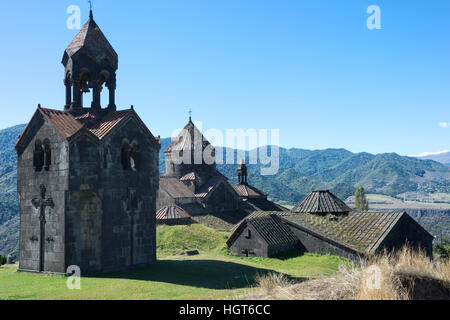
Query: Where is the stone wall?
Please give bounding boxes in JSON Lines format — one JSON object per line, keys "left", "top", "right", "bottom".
{"left": 98, "top": 117, "right": 159, "bottom": 272}
{"left": 378, "top": 214, "right": 433, "bottom": 256}
{"left": 17, "top": 118, "right": 68, "bottom": 274}
{"left": 285, "top": 222, "right": 361, "bottom": 262}
{"left": 229, "top": 225, "right": 268, "bottom": 257}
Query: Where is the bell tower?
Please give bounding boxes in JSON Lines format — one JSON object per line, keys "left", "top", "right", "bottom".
{"left": 237, "top": 159, "right": 248, "bottom": 185}
{"left": 62, "top": 9, "right": 118, "bottom": 116}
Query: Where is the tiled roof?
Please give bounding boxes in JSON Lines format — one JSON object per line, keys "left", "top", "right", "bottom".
{"left": 159, "top": 177, "right": 196, "bottom": 199}
{"left": 165, "top": 120, "right": 212, "bottom": 153}
{"left": 244, "top": 198, "right": 289, "bottom": 212}
{"left": 39, "top": 108, "right": 83, "bottom": 138}
{"left": 180, "top": 171, "right": 201, "bottom": 181}
{"left": 86, "top": 109, "right": 133, "bottom": 139}
{"left": 292, "top": 190, "right": 351, "bottom": 214}
{"left": 156, "top": 205, "right": 192, "bottom": 220}
{"left": 16, "top": 107, "right": 160, "bottom": 149}
{"left": 195, "top": 175, "right": 226, "bottom": 198}
{"left": 233, "top": 184, "right": 267, "bottom": 198}
{"left": 64, "top": 17, "right": 118, "bottom": 69}
{"left": 282, "top": 211, "right": 406, "bottom": 254}
{"left": 230, "top": 210, "right": 290, "bottom": 233}
{"left": 228, "top": 213, "right": 298, "bottom": 247}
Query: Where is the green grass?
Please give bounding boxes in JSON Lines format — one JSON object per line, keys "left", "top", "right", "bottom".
{"left": 0, "top": 225, "right": 351, "bottom": 300}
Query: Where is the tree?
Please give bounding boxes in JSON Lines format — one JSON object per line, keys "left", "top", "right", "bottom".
{"left": 354, "top": 187, "right": 369, "bottom": 211}
{"left": 433, "top": 237, "right": 450, "bottom": 259}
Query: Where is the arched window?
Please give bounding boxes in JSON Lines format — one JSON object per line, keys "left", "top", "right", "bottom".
{"left": 33, "top": 140, "right": 44, "bottom": 172}
{"left": 129, "top": 140, "right": 140, "bottom": 172}
{"left": 121, "top": 139, "right": 130, "bottom": 170}
{"left": 43, "top": 139, "right": 51, "bottom": 171}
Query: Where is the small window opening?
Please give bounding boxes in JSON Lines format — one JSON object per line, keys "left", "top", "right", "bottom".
{"left": 43, "top": 139, "right": 51, "bottom": 171}
{"left": 33, "top": 140, "right": 44, "bottom": 172}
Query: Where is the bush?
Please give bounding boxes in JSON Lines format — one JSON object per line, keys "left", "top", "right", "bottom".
{"left": 0, "top": 255, "right": 6, "bottom": 265}
{"left": 433, "top": 237, "right": 450, "bottom": 259}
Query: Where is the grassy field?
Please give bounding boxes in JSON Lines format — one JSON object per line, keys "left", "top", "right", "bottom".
{"left": 345, "top": 194, "right": 450, "bottom": 210}
{"left": 0, "top": 224, "right": 350, "bottom": 300}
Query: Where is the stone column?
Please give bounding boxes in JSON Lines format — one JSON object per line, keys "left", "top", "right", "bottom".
{"left": 64, "top": 78, "right": 72, "bottom": 110}
{"left": 71, "top": 81, "right": 82, "bottom": 109}
{"left": 107, "top": 80, "right": 116, "bottom": 111}
{"left": 91, "top": 80, "right": 101, "bottom": 110}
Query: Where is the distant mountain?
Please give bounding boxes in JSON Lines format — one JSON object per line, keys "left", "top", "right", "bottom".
{"left": 412, "top": 151, "right": 450, "bottom": 166}
{"left": 1, "top": 124, "right": 450, "bottom": 257}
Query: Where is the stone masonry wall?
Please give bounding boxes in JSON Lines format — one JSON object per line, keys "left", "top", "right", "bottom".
{"left": 18, "top": 119, "right": 68, "bottom": 274}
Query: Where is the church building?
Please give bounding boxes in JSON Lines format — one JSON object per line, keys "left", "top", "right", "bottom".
{"left": 158, "top": 118, "right": 241, "bottom": 216}
{"left": 15, "top": 11, "right": 160, "bottom": 274}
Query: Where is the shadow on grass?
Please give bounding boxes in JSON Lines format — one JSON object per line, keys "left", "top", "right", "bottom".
{"left": 87, "top": 259, "right": 307, "bottom": 290}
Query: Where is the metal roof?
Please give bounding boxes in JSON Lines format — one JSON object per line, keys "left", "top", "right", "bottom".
{"left": 292, "top": 190, "right": 352, "bottom": 214}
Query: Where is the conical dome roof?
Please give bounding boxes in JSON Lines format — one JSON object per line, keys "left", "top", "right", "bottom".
{"left": 165, "top": 120, "right": 213, "bottom": 154}
{"left": 63, "top": 14, "right": 118, "bottom": 69}
{"left": 292, "top": 190, "right": 351, "bottom": 214}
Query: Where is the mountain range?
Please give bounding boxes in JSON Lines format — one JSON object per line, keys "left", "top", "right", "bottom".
{"left": 1, "top": 123, "right": 450, "bottom": 257}
{"left": 413, "top": 151, "right": 450, "bottom": 166}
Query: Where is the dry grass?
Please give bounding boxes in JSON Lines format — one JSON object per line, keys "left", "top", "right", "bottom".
{"left": 243, "top": 247, "right": 450, "bottom": 300}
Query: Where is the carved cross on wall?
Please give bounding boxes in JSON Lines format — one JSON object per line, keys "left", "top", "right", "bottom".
{"left": 123, "top": 188, "right": 139, "bottom": 266}
{"left": 31, "top": 185, "right": 55, "bottom": 272}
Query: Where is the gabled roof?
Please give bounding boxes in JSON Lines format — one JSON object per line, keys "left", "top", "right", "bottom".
{"left": 156, "top": 205, "right": 192, "bottom": 221}
{"left": 63, "top": 16, "right": 118, "bottom": 69}
{"left": 233, "top": 184, "right": 267, "bottom": 198}
{"left": 180, "top": 171, "right": 201, "bottom": 181}
{"left": 195, "top": 175, "right": 229, "bottom": 199}
{"left": 159, "top": 177, "right": 196, "bottom": 199}
{"left": 16, "top": 107, "right": 160, "bottom": 151}
{"left": 292, "top": 190, "right": 352, "bottom": 214}
{"left": 243, "top": 198, "right": 289, "bottom": 213}
{"left": 165, "top": 120, "right": 213, "bottom": 153}
{"left": 230, "top": 210, "right": 291, "bottom": 233}
{"left": 282, "top": 211, "right": 408, "bottom": 254}
{"left": 227, "top": 214, "right": 298, "bottom": 248}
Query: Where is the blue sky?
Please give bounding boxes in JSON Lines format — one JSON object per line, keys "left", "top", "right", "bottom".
{"left": 0, "top": 0, "right": 449, "bottom": 155}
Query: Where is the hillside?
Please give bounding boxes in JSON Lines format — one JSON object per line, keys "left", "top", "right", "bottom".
{"left": 1, "top": 124, "right": 450, "bottom": 257}
{"left": 0, "top": 225, "right": 347, "bottom": 300}
{"left": 414, "top": 151, "right": 450, "bottom": 166}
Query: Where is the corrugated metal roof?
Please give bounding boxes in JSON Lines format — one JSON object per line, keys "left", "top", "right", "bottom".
{"left": 282, "top": 211, "right": 406, "bottom": 254}
{"left": 156, "top": 205, "right": 192, "bottom": 220}
{"left": 292, "top": 190, "right": 352, "bottom": 214}
{"left": 159, "top": 177, "right": 196, "bottom": 199}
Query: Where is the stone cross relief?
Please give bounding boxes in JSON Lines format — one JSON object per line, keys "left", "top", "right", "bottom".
{"left": 31, "top": 184, "right": 55, "bottom": 272}
{"left": 122, "top": 188, "right": 141, "bottom": 266}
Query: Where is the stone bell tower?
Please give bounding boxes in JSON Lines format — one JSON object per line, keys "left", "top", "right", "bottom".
{"left": 62, "top": 10, "right": 117, "bottom": 115}
{"left": 16, "top": 9, "right": 160, "bottom": 274}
